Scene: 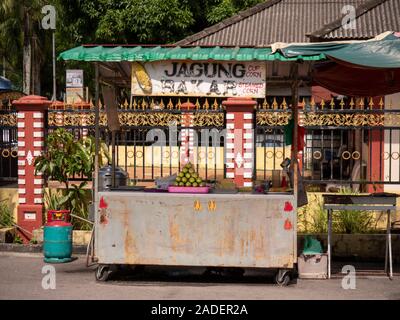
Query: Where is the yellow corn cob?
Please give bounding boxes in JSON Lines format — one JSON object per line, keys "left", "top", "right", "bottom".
{"left": 132, "top": 62, "right": 152, "bottom": 94}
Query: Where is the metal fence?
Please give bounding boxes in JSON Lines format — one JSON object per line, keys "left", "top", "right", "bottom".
{"left": 47, "top": 97, "right": 226, "bottom": 183}
{"left": 255, "top": 97, "right": 292, "bottom": 182}
{"left": 3, "top": 95, "right": 400, "bottom": 190}
{"left": 0, "top": 101, "right": 17, "bottom": 183}
{"left": 255, "top": 96, "right": 400, "bottom": 191}
{"left": 299, "top": 97, "right": 400, "bottom": 191}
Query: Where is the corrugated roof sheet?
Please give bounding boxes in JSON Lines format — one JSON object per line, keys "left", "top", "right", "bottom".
{"left": 317, "top": 0, "right": 400, "bottom": 40}
{"left": 175, "top": 0, "right": 399, "bottom": 46}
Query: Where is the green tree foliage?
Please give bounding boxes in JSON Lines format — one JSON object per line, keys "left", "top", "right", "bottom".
{"left": 1, "top": 0, "right": 263, "bottom": 97}
{"left": 90, "top": 0, "right": 194, "bottom": 43}
{"left": 0, "top": 0, "right": 47, "bottom": 94}
{"left": 206, "top": 0, "right": 265, "bottom": 24}
{"left": 0, "top": 199, "right": 14, "bottom": 228}
{"left": 34, "top": 129, "right": 110, "bottom": 229}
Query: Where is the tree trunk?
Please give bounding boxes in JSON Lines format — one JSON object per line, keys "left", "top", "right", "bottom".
{"left": 32, "top": 36, "right": 41, "bottom": 95}
{"left": 23, "top": 12, "right": 32, "bottom": 95}
{"left": 2, "top": 56, "right": 5, "bottom": 78}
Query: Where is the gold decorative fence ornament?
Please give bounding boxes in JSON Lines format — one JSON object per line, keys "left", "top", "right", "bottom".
{"left": 297, "top": 96, "right": 400, "bottom": 127}
{"left": 47, "top": 97, "right": 400, "bottom": 128}
{"left": 48, "top": 111, "right": 178, "bottom": 127}
{"left": 119, "top": 112, "right": 181, "bottom": 127}
{"left": 256, "top": 112, "right": 292, "bottom": 126}
{"left": 383, "top": 113, "right": 400, "bottom": 127}
{"left": 300, "top": 112, "right": 387, "bottom": 127}
{"left": 1, "top": 149, "right": 10, "bottom": 158}
{"left": 341, "top": 151, "right": 351, "bottom": 160}
{"left": 0, "top": 113, "right": 17, "bottom": 126}
{"left": 275, "top": 151, "right": 283, "bottom": 159}
{"left": 351, "top": 151, "right": 360, "bottom": 160}
{"left": 257, "top": 97, "right": 288, "bottom": 111}
{"left": 391, "top": 152, "right": 400, "bottom": 160}
{"left": 49, "top": 112, "right": 400, "bottom": 129}
{"left": 0, "top": 149, "right": 17, "bottom": 158}
{"left": 313, "top": 151, "right": 322, "bottom": 160}
{"left": 10, "top": 149, "right": 18, "bottom": 158}
{"left": 197, "top": 151, "right": 206, "bottom": 160}
{"left": 193, "top": 113, "right": 224, "bottom": 127}
{"left": 313, "top": 150, "right": 363, "bottom": 161}
{"left": 48, "top": 111, "right": 224, "bottom": 127}
{"left": 265, "top": 151, "right": 284, "bottom": 160}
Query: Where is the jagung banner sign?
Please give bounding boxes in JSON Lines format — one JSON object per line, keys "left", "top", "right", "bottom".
{"left": 131, "top": 61, "right": 266, "bottom": 98}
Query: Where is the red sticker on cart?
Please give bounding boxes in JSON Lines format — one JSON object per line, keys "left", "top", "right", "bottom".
{"left": 284, "top": 201, "right": 293, "bottom": 212}
{"left": 99, "top": 197, "right": 108, "bottom": 209}
{"left": 284, "top": 218, "right": 292, "bottom": 230}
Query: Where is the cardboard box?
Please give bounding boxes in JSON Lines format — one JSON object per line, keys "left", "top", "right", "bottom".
{"left": 298, "top": 254, "right": 328, "bottom": 279}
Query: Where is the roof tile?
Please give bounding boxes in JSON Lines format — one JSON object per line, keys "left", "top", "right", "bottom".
{"left": 176, "top": 0, "right": 398, "bottom": 46}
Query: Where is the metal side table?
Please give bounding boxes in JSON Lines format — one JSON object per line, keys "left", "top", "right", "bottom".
{"left": 323, "top": 193, "right": 397, "bottom": 280}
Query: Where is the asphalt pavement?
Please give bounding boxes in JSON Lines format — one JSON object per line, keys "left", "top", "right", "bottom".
{"left": 0, "top": 252, "right": 399, "bottom": 300}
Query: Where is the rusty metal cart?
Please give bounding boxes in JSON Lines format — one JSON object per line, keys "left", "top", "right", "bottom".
{"left": 95, "top": 191, "right": 297, "bottom": 284}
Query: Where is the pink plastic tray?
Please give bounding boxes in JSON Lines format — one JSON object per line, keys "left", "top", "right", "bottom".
{"left": 168, "top": 186, "right": 210, "bottom": 194}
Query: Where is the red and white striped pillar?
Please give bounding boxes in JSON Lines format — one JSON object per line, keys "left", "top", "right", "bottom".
{"left": 13, "top": 95, "right": 50, "bottom": 243}
{"left": 180, "top": 102, "right": 196, "bottom": 165}
{"left": 222, "top": 97, "right": 257, "bottom": 188}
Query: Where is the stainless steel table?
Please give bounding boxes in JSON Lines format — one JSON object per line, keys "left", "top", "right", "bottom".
{"left": 323, "top": 194, "right": 397, "bottom": 280}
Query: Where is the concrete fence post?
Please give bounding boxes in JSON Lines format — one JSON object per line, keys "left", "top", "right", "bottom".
{"left": 222, "top": 97, "right": 257, "bottom": 188}
{"left": 13, "top": 95, "right": 51, "bottom": 243}
{"left": 180, "top": 102, "right": 195, "bottom": 165}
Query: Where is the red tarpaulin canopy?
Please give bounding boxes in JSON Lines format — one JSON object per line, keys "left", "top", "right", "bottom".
{"left": 312, "top": 60, "right": 400, "bottom": 96}
{"left": 276, "top": 32, "right": 400, "bottom": 96}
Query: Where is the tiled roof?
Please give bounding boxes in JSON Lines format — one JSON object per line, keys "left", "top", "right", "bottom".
{"left": 311, "top": 0, "right": 400, "bottom": 40}
{"left": 177, "top": 0, "right": 398, "bottom": 46}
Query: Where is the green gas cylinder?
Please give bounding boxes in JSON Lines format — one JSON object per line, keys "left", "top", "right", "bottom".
{"left": 43, "top": 210, "right": 73, "bottom": 263}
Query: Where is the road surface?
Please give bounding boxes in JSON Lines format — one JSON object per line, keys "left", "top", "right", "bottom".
{"left": 0, "top": 252, "right": 399, "bottom": 300}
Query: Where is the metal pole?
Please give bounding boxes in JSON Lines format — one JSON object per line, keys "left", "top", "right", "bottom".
{"left": 52, "top": 31, "right": 56, "bottom": 101}
{"left": 291, "top": 62, "right": 300, "bottom": 267}
{"left": 111, "top": 131, "right": 116, "bottom": 188}
{"left": 291, "top": 63, "right": 299, "bottom": 200}
{"left": 94, "top": 63, "right": 100, "bottom": 218}
{"left": 385, "top": 210, "right": 388, "bottom": 273}
{"left": 386, "top": 209, "right": 393, "bottom": 279}
{"left": 327, "top": 209, "right": 332, "bottom": 279}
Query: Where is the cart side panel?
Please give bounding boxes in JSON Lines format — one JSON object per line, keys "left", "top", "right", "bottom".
{"left": 96, "top": 192, "right": 296, "bottom": 268}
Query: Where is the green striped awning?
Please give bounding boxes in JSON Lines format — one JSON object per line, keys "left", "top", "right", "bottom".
{"left": 58, "top": 45, "right": 326, "bottom": 62}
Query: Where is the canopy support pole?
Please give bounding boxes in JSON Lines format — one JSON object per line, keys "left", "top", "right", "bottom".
{"left": 93, "top": 63, "right": 100, "bottom": 218}
{"left": 290, "top": 62, "right": 300, "bottom": 260}
{"left": 291, "top": 63, "right": 299, "bottom": 202}
{"left": 111, "top": 131, "right": 116, "bottom": 188}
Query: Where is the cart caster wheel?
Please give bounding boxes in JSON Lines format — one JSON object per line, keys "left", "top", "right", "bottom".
{"left": 96, "top": 265, "right": 112, "bottom": 282}
{"left": 274, "top": 269, "right": 291, "bottom": 286}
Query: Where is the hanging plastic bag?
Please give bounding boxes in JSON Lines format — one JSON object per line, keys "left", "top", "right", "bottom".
{"left": 302, "top": 235, "right": 323, "bottom": 255}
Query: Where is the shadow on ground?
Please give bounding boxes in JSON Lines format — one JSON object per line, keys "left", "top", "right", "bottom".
{"left": 99, "top": 266, "right": 296, "bottom": 286}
